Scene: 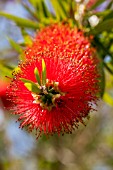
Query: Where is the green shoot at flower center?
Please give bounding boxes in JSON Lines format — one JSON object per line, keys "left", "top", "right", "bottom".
{"left": 20, "top": 59, "right": 65, "bottom": 111}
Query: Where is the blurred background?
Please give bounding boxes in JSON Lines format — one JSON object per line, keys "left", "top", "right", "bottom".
{"left": 0, "top": 0, "right": 113, "bottom": 170}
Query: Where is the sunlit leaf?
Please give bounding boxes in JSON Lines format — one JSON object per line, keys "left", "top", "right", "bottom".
{"left": 20, "top": 78, "right": 35, "bottom": 84}
{"left": 7, "top": 37, "right": 23, "bottom": 54}
{"left": 0, "top": 11, "right": 39, "bottom": 29}
{"left": 7, "top": 37, "right": 25, "bottom": 61}
{"left": 56, "top": 0, "right": 68, "bottom": 18}
{"left": 42, "top": 59, "right": 46, "bottom": 85}
{"left": 21, "top": 28, "right": 33, "bottom": 46}
{"left": 50, "top": 0, "right": 67, "bottom": 20}
{"left": 24, "top": 82, "right": 41, "bottom": 93}
{"left": 104, "top": 62, "right": 113, "bottom": 75}
{"left": 28, "top": 0, "right": 38, "bottom": 9}
{"left": 41, "top": 0, "right": 53, "bottom": 18}
{"left": 0, "top": 63, "right": 13, "bottom": 78}
{"left": 103, "top": 92, "right": 113, "bottom": 106}
{"left": 20, "top": 78, "right": 41, "bottom": 93}
{"left": 34, "top": 67, "right": 41, "bottom": 85}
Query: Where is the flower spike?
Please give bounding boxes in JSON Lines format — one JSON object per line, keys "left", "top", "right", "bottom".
{"left": 6, "top": 24, "right": 101, "bottom": 138}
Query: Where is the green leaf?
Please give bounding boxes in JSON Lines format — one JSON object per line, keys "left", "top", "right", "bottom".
{"left": 41, "top": 0, "right": 53, "bottom": 18}
{"left": 42, "top": 59, "right": 46, "bottom": 85}
{"left": 29, "top": 0, "right": 53, "bottom": 22}
{"left": 0, "top": 63, "right": 13, "bottom": 78}
{"left": 91, "top": 19, "right": 113, "bottom": 34}
{"left": 20, "top": 78, "right": 41, "bottom": 93}
{"left": 50, "top": 0, "right": 67, "bottom": 20}
{"left": 37, "top": 0, "right": 46, "bottom": 19}
{"left": 104, "top": 62, "right": 113, "bottom": 75}
{"left": 57, "top": 0, "right": 69, "bottom": 17}
{"left": 20, "top": 78, "right": 35, "bottom": 84}
{"left": 22, "top": 2, "right": 39, "bottom": 21}
{"left": 28, "top": 0, "right": 38, "bottom": 8}
{"left": 106, "top": 0, "right": 113, "bottom": 9}
{"left": 34, "top": 67, "right": 41, "bottom": 85}
{"left": 90, "top": 0, "right": 105, "bottom": 10}
{"left": 7, "top": 37, "right": 25, "bottom": 61}
{"left": 21, "top": 28, "right": 33, "bottom": 46}
{"left": 103, "top": 92, "right": 113, "bottom": 106}
{"left": 0, "top": 11, "right": 40, "bottom": 29}
{"left": 103, "top": 10, "right": 113, "bottom": 21}
{"left": 7, "top": 37, "right": 23, "bottom": 53}
{"left": 94, "top": 10, "right": 112, "bottom": 17}
{"left": 24, "top": 82, "right": 41, "bottom": 93}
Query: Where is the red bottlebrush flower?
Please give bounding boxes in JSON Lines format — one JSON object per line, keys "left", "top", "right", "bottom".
{"left": 6, "top": 48, "right": 100, "bottom": 138}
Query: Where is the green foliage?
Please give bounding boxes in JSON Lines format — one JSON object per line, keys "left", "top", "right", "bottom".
{"left": 92, "top": 19, "right": 113, "bottom": 34}
{"left": 0, "top": 11, "right": 40, "bottom": 29}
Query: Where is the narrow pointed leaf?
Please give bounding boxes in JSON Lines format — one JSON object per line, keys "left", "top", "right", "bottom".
{"left": 90, "top": 19, "right": 113, "bottom": 34}
{"left": 57, "top": 0, "right": 69, "bottom": 17}
{"left": 21, "top": 28, "right": 33, "bottom": 46}
{"left": 37, "top": 0, "right": 45, "bottom": 19}
{"left": 7, "top": 37, "right": 23, "bottom": 53}
{"left": 94, "top": 10, "right": 112, "bottom": 17}
{"left": 20, "top": 78, "right": 41, "bottom": 93}
{"left": 0, "top": 63, "right": 13, "bottom": 77}
{"left": 42, "top": 59, "right": 46, "bottom": 85}
{"left": 24, "top": 82, "right": 41, "bottom": 93}
{"left": 104, "top": 62, "right": 113, "bottom": 75}
{"left": 22, "top": 2, "right": 39, "bottom": 21}
{"left": 90, "top": 0, "right": 105, "bottom": 10}
{"left": 20, "top": 78, "right": 35, "bottom": 84}
{"left": 103, "top": 10, "right": 113, "bottom": 20}
{"left": 41, "top": 0, "right": 52, "bottom": 18}
{"left": 50, "top": 0, "right": 66, "bottom": 20}
{"left": 29, "top": 0, "right": 52, "bottom": 22}
{"left": 34, "top": 67, "right": 41, "bottom": 85}
{"left": 28, "top": 0, "right": 38, "bottom": 8}
{"left": 0, "top": 11, "right": 39, "bottom": 29}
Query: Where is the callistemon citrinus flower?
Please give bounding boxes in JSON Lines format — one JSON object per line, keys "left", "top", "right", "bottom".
{"left": 6, "top": 47, "right": 100, "bottom": 138}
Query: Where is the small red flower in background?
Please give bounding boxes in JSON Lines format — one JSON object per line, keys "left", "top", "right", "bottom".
{"left": 0, "top": 80, "right": 8, "bottom": 96}
{"left": 86, "top": 0, "right": 97, "bottom": 9}
{"left": 0, "top": 80, "right": 9, "bottom": 107}
{"left": 6, "top": 45, "right": 100, "bottom": 138}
